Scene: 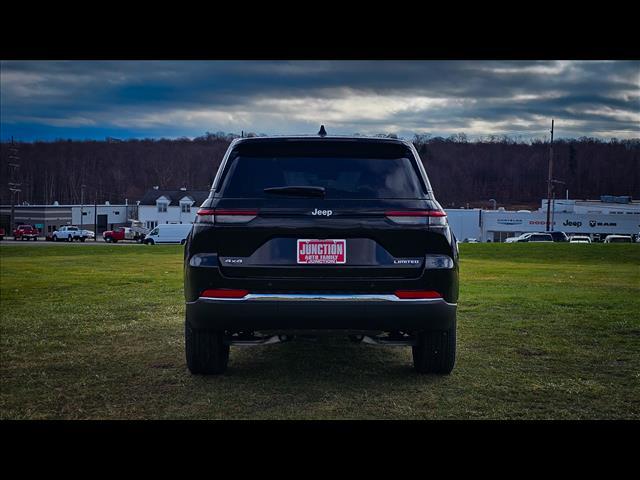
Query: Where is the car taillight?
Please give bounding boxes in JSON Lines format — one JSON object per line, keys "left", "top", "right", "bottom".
{"left": 196, "top": 209, "right": 258, "bottom": 224}
{"left": 196, "top": 208, "right": 216, "bottom": 223}
{"left": 394, "top": 290, "right": 442, "bottom": 299}
{"left": 201, "top": 289, "right": 249, "bottom": 299}
{"left": 384, "top": 210, "right": 447, "bottom": 226}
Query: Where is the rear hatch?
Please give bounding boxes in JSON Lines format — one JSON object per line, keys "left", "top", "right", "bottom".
{"left": 191, "top": 139, "right": 452, "bottom": 282}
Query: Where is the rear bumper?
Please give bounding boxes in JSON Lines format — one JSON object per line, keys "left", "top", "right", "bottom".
{"left": 186, "top": 293, "right": 456, "bottom": 332}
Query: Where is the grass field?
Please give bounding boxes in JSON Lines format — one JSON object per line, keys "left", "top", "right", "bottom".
{"left": 1, "top": 243, "right": 638, "bottom": 419}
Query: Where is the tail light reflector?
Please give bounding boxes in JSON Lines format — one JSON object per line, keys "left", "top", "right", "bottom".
{"left": 385, "top": 210, "right": 447, "bottom": 226}
{"left": 394, "top": 290, "right": 442, "bottom": 299}
{"left": 201, "top": 289, "right": 249, "bottom": 299}
{"left": 196, "top": 209, "right": 258, "bottom": 224}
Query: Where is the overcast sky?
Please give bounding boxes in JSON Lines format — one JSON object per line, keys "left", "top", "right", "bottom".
{"left": 1, "top": 60, "right": 638, "bottom": 141}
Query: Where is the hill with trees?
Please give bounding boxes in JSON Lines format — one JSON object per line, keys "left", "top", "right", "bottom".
{"left": 1, "top": 133, "right": 638, "bottom": 208}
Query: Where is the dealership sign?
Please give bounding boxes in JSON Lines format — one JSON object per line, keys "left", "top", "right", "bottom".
{"left": 497, "top": 218, "right": 523, "bottom": 225}
{"left": 483, "top": 211, "right": 639, "bottom": 235}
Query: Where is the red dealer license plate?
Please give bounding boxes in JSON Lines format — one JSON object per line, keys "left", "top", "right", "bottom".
{"left": 297, "top": 239, "right": 346, "bottom": 264}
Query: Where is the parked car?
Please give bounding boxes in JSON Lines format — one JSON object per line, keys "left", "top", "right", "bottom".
{"left": 144, "top": 223, "right": 192, "bottom": 245}
{"left": 13, "top": 224, "right": 39, "bottom": 241}
{"left": 603, "top": 235, "right": 632, "bottom": 243}
{"left": 514, "top": 233, "right": 534, "bottom": 242}
{"left": 103, "top": 226, "right": 145, "bottom": 243}
{"left": 521, "top": 233, "right": 553, "bottom": 243}
{"left": 0, "top": 227, "right": 4, "bottom": 240}
{"left": 547, "top": 231, "right": 569, "bottom": 242}
{"left": 80, "top": 229, "right": 95, "bottom": 241}
{"left": 51, "top": 225, "right": 91, "bottom": 242}
{"left": 183, "top": 132, "right": 459, "bottom": 375}
{"left": 569, "top": 235, "right": 591, "bottom": 244}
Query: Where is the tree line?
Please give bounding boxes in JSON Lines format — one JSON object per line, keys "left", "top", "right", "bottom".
{"left": 1, "top": 132, "right": 638, "bottom": 208}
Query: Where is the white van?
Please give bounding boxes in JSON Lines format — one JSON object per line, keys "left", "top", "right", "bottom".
{"left": 144, "top": 223, "right": 193, "bottom": 245}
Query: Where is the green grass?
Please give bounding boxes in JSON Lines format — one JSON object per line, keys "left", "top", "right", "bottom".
{"left": 1, "top": 243, "right": 639, "bottom": 419}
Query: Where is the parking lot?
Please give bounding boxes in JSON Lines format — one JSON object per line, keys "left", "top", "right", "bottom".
{"left": 0, "top": 238, "right": 142, "bottom": 246}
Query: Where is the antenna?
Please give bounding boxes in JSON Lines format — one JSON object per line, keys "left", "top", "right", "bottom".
{"left": 318, "top": 125, "right": 327, "bottom": 137}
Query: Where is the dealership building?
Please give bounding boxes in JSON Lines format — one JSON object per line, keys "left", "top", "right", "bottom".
{"left": 446, "top": 197, "right": 640, "bottom": 242}
{"left": 0, "top": 202, "right": 135, "bottom": 236}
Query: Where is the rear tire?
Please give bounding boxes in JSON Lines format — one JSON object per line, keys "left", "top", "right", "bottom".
{"left": 185, "top": 320, "right": 229, "bottom": 374}
{"left": 412, "top": 323, "right": 456, "bottom": 374}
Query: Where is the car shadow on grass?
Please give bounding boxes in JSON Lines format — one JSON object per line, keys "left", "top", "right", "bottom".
{"left": 174, "top": 337, "right": 455, "bottom": 419}
{"left": 198, "top": 336, "right": 452, "bottom": 385}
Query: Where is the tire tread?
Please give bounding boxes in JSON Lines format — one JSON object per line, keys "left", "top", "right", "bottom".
{"left": 185, "top": 321, "right": 229, "bottom": 374}
{"left": 412, "top": 324, "right": 456, "bottom": 374}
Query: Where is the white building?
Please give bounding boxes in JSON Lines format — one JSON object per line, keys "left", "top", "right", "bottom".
{"left": 445, "top": 208, "right": 483, "bottom": 241}
{"left": 72, "top": 203, "right": 132, "bottom": 232}
{"left": 445, "top": 197, "right": 640, "bottom": 242}
{"left": 0, "top": 203, "right": 132, "bottom": 235}
{"left": 137, "top": 187, "right": 210, "bottom": 230}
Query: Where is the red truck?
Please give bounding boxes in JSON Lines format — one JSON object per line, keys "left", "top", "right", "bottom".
{"left": 13, "top": 224, "right": 39, "bottom": 241}
{"left": 102, "top": 226, "right": 146, "bottom": 243}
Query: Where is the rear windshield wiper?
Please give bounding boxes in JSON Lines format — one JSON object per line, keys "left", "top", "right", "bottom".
{"left": 263, "top": 186, "right": 326, "bottom": 197}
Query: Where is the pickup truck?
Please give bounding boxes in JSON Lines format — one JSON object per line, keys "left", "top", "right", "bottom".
{"left": 13, "top": 224, "right": 39, "bottom": 241}
{"left": 103, "top": 226, "right": 145, "bottom": 243}
{"left": 52, "top": 226, "right": 94, "bottom": 242}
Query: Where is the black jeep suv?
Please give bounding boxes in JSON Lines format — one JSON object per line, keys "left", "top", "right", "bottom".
{"left": 184, "top": 133, "right": 459, "bottom": 374}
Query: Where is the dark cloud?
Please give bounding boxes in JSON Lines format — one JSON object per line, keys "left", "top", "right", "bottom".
{"left": 1, "top": 60, "right": 638, "bottom": 140}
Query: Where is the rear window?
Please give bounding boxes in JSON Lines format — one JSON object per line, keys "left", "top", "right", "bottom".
{"left": 219, "top": 156, "right": 425, "bottom": 199}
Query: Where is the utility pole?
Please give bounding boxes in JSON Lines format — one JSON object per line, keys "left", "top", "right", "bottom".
{"left": 545, "top": 119, "right": 554, "bottom": 232}
{"left": 80, "top": 184, "right": 86, "bottom": 232}
{"left": 551, "top": 190, "right": 556, "bottom": 231}
{"left": 8, "top": 137, "right": 21, "bottom": 231}
{"left": 94, "top": 192, "right": 97, "bottom": 241}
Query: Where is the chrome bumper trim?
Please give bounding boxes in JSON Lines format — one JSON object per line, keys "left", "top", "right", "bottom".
{"left": 196, "top": 293, "right": 455, "bottom": 305}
